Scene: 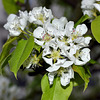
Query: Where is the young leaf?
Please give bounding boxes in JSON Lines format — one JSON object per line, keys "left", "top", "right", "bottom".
{"left": 2, "top": 0, "right": 20, "bottom": 14}
{"left": 72, "top": 72, "right": 84, "bottom": 87}
{"left": 41, "top": 74, "right": 73, "bottom": 100}
{"left": 34, "top": 43, "right": 41, "bottom": 52}
{"left": 0, "top": 53, "right": 12, "bottom": 69}
{"left": 91, "top": 15, "right": 100, "bottom": 43}
{"left": 9, "top": 36, "right": 35, "bottom": 78}
{"left": 72, "top": 65, "right": 91, "bottom": 91}
{"left": 75, "top": 14, "right": 90, "bottom": 27}
{"left": 0, "top": 37, "right": 19, "bottom": 68}
{"left": 0, "top": 37, "right": 18, "bottom": 69}
{"left": 3, "top": 36, "right": 18, "bottom": 49}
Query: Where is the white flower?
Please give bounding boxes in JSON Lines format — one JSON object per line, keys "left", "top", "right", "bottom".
{"left": 33, "top": 26, "right": 53, "bottom": 47}
{"left": 60, "top": 67, "right": 74, "bottom": 86}
{"left": 65, "top": 21, "right": 88, "bottom": 38}
{"left": 4, "top": 12, "right": 28, "bottom": 36}
{"left": 93, "top": 3, "right": 100, "bottom": 12}
{"left": 42, "top": 39, "right": 73, "bottom": 72}
{"left": 4, "top": 14, "right": 21, "bottom": 36}
{"left": 64, "top": 21, "right": 91, "bottom": 48}
{"left": 48, "top": 66, "right": 74, "bottom": 86}
{"left": 29, "top": 6, "right": 53, "bottom": 25}
{"left": 68, "top": 48, "right": 91, "bottom": 65}
{"left": 81, "top": 0, "right": 100, "bottom": 17}
{"left": 83, "top": 10, "right": 94, "bottom": 18}
{"left": 23, "top": 55, "right": 41, "bottom": 69}
{"left": 81, "top": 0, "right": 95, "bottom": 9}
{"left": 52, "top": 17, "right": 68, "bottom": 31}
{"left": 18, "top": 10, "right": 28, "bottom": 30}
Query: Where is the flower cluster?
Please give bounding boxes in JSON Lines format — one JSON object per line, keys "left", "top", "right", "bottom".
{"left": 81, "top": 0, "right": 100, "bottom": 17}
{"left": 4, "top": 7, "right": 91, "bottom": 86}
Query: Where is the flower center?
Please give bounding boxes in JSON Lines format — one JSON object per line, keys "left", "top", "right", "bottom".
{"left": 42, "top": 34, "right": 52, "bottom": 42}
{"left": 51, "top": 50, "right": 60, "bottom": 60}
{"left": 37, "top": 14, "right": 45, "bottom": 23}
{"left": 33, "top": 55, "right": 39, "bottom": 65}
{"left": 74, "top": 50, "right": 80, "bottom": 58}
{"left": 71, "top": 34, "right": 78, "bottom": 40}
{"left": 57, "top": 67, "right": 65, "bottom": 76}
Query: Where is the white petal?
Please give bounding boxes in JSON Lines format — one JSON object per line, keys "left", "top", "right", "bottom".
{"left": 93, "top": 3, "right": 100, "bottom": 12}
{"left": 4, "top": 23, "right": 10, "bottom": 30}
{"left": 48, "top": 73, "right": 55, "bottom": 85}
{"left": 28, "top": 11, "right": 36, "bottom": 23}
{"left": 65, "top": 21, "right": 74, "bottom": 36}
{"left": 74, "top": 59, "right": 86, "bottom": 65}
{"left": 56, "top": 59, "right": 66, "bottom": 65}
{"left": 34, "top": 38, "right": 44, "bottom": 46}
{"left": 80, "top": 48, "right": 90, "bottom": 62}
{"left": 7, "top": 14, "right": 17, "bottom": 22}
{"left": 46, "top": 64, "right": 60, "bottom": 72}
{"left": 43, "top": 7, "right": 53, "bottom": 19}
{"left": 42, "top": 47, "right": 51, "bottom": 56}
{"left": 33, "top": 27, "right": 45, "bottom": 39}
{"left": 84, "top": 37, "right": 92, "bottom": 45}
{"left": 43, "top": 57, "right": 53, "bottom": 65}
{"left": 76, "top": 24, "right": 88, "bottom": 36}
{"left": 81, "top": 0, "right": 95, "bottom": 9}
{"left": 62, "top": 61, "right": 73, "bottom": 68}
{"left": 83, "top": 10, "right": 93, "bottom": 17}
{"left": 60, "top": 73, "right": 70, "bottom": 86}
{"left": 60, "top": 17, "right": 68, "bottom": 25}
{"left": 74, "top": 37, "right": 85, "bottom": 43}
{"left": 45, "top": 23, "right": 55, "bottom": 36}
{"left": 19, "top": 18, "right": 27, "bottom": 29}
{"left": 52, "top": 17, "right": 66, "bottom": 30}
{"left": 9, "top": 30, "right": 21, "bottom": 36}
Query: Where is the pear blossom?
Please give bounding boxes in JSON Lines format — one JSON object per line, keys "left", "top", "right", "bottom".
{"left": 23, "top": 55, "right": 41, "bottom": 69}
{"left": 29, "top": 6, "right": 53, "bottom": 25}
{"left": 68, "top": 48, "right": 91, "bottom": 65}
{"left": 81, "top": 0, "right": 100, "bottom": 17}
{"left": 42, "top": 39, "right": 73, "bottom": 67}
{"left": 42, "top": 39, "right": 74, "bottom": 86}
{"left": 4, "top": 14, "right": 21, "bottom": 36}
{"left": 3, "top": 6, "right": 92, "bottom": 88}
{"left": 33, "top": 17, "right": 68, "bottom": 47}
{"left": 64, "top": 21, "right": 91, "bottom": 48}
{"left": 33, "top": 26, "right": 54, "bottom": 47}
{"left": 45, "top": 17, "right": 68, "bottom": 38}
{"left": 18, "top": 10, "right": 28, "bottom": 29}
{"left": 4, "top": 11, "right": 28, "bottom": 36}
{"left": 48, "top": 66, "right": 74, "bottom": 86}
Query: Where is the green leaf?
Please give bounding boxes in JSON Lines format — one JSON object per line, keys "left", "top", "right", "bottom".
{"left": 72, "top": 72, "right": 84, "bottom": 87}
{"left": 14, "top": 0, "right": 24, "bottom": 3}
{"left": 91, "top": 15, "right": 100, "bottom": 43}
{"left": 9, "top": 36, "right": 35, "bottom": 78}
{"left": 41, "top": 74, "right": 73, "bottom": 100}
{"left": 3, "top": 37, "right": 18, "bottom": 49}
{"left": 0, "top": 37, "right": 18, "bottom": 70}
{"left": 73, "top": 65, "right": 91, "bottom": 91}
{"left": 34, "top": 43, "right": 41, "bottom": 52}
{"left": 89, "top": 59, "right": 98, "bottom": 64}
{"left": 0, "top": 54, "right": 12, "bottom": 69}
{"left": 75, "top": 14, "right": 90, "bottom": 27}
{"left": 2, "top": 0, "right": 20, "bottom": 14}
